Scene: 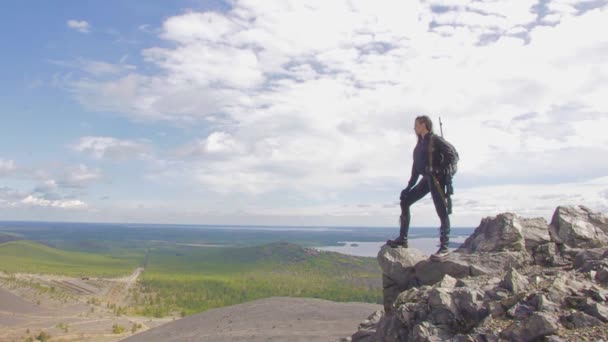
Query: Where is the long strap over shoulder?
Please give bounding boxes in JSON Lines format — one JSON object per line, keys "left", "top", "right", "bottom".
{"left": 428, "top": 134, "right": 449, "bottom": 212}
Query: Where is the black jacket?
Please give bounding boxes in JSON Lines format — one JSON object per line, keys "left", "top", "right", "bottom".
{"left": 407, "top": 132, "right": 456, "bottom": 188}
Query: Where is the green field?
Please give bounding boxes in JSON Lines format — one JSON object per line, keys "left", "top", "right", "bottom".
{"left": 0, "top": 240, "right": 141, "bottom": 277}
{"left": 135, "top": 242, "right": 382, "bottom": 317}
{"left": 0, "top": 239, "right": 382, "bottom": 318}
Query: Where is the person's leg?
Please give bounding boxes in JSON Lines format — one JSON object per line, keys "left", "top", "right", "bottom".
{"left": 390, "top": 181, "right": 429, "bottom": 247}
{"left": 428, "top": 176, "right": 450, "bottom": 254}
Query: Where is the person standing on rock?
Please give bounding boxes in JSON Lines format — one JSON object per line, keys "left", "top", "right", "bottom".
{"left": 387, "top": 115, "right": 458, "bottom": 256}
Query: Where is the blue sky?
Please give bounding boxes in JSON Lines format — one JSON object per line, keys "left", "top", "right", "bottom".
{"left": 1, "top": 0, "right": 607, "bottom": 226}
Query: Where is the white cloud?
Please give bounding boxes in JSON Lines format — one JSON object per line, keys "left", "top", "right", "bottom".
{"left": 21, "top": 195, "right": 86, "bottom": 209}
{"left": 0, "top": 186, "right": 86, "bottom": 210}
{"left": 58, "top": 1, "right": 608, "bottom": 224}
{"left": 72, "top": 136, "right": 150, "bottom": 160}
{"left": 67, "top": 19, "right": 91, "bottom": 33}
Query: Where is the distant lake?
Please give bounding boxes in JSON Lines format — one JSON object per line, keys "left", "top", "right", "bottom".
{"left": 315, "top": 236, "right": 469, "bottom": 257}
{"left": 0, "top": 221, "right": 474, "bottom": 255}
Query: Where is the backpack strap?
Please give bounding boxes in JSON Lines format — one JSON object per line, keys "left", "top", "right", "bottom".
{"left": 428, "top": 134, "right": 434, "bottom": 174}
{"left": 428, "top": 134, "right": 450, "bottom": 213}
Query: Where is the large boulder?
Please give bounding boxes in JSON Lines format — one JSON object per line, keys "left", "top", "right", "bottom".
{"left": 520, "top": 217, "right": 552, "bottom": 252}
{"left": 377, "top": 246, "right": 426, "bottom": 313}
{"left": 458, "top": 213, "right": 527, "bottom": 253}
{"left": 377, "top": 246, "right": 426, "bottom": 285}
{"left": 548, "top": 205, "right": 608, "bottom": 248}
{"left": 458, "top": 213, "right": 552, "bottom": 255}
{"left": 500, "top": 312, "right": 559, "bottom": 341}
{"left": 413, "top": 251, "right": 525, "bottom": 286}
{"left": 392, "top": 284, "right": 489, "bottom": 340}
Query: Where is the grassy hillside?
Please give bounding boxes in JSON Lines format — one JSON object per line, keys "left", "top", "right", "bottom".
{"left": 136, "top": 242, "right": 382, "bottom": 317}
{"left": 0, "top": 240, "right": 141, "bottom": 277}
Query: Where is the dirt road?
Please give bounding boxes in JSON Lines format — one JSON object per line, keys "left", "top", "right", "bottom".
{"left": 0, "top": 267, "right": 172, "bottom": 342}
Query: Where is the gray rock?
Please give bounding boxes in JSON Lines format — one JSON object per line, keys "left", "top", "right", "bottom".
{"left": 546, "top": 273, "right": 587, "bottom": 304}
{"left": 410, "top": 321, "right": 450, "bottom": 341}
{"left": 500, "top": 292, "right": 527, "bottom": 310}
{"left": 435, "top": 274, "right": 458, "bottom": 289}
{"left": 560, "top": 311, "right": 603, "bottom": 329}
{"left": 378, "top": 246, "right": 426, "bottom": 313}
{"left": 488, "top": 301, "right": 505, "bottom": 318}
{"left": 544, "top": 336, "right": 566, "bottom": 342}
{"left": 371, "top": 313, "right": 408, "bottom": 342}
{"left": 583, "top": 286, "right": 608, "bottom": 303}
{"left": 450, "top": 334, "right": 475, "bottom": 342}
{"left": 414, "top": 256, "right": 473, "bottom": 286}
{"left": 382, "top": 274, "right": 402, "bottom": 314}
{"left": 427, "top": 288, "right": 456, "bottom": 326}
{"left": 573, "top": 249, "right": 608, "bottom": 284}
{"left": 548, "top": 205, "right": 608, "bottom": 248}
{"left": 449, "top": 288, "right": 489, "bottom": 330}
{"left": 458, "top": 213, "right": 526, "bottom": 253}
{"left": 501, "top": 267, "right": 529, "bottom": 293}
{"left": 394, "top": 287, "right": 432, "bottom": 328}
{"left": 506, "top": 303, "right": 534, "bottom": 320}
{"left": 394, "top": 285, "right": 489, "bottom": 339}
{"left": 532, "top": 242, "right": 561, "bottom": 266}
{"left": 358, "top": 310, "right": 384, "bottom": 330}
{"left": 574, "top": 248, "right": 606, "bottom": 270}
{"left": 350, "top": 330, "right": 373, "bottom": 342}
{"left": 500, "top": 312, "right": 559, "bottom": 341}
{"left": 527, "top": 293, "right": 559, "bottom": 313}
{"left": 377, "top": 245, "right": 425, "bottom": 285}
{"left": 520, "top": 217, "right": 552, "bottom": 253}
{"left": 583, "top": 302, "right": 608, "bottom": 322}
{"left": 596, "top": 267, "right": 608, "bottom": 285}
{"left": 474, "top": 334, "right": 499, "bottom": 342}
{"left": 413, "top": 252, "right": 524, "bottom": 287}
{"left": 564, "top": 296, "right": 587, "bottom": 309}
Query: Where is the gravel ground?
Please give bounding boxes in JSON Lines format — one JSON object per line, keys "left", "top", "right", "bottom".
{"left": 121, "top": 297, "right": 382, "bottom": 342}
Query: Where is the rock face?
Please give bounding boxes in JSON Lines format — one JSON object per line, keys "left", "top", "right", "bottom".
{"left": 549, "top": 205, "right": 608, "bottom": 248}
{"left": 348, "top": 205, "right": 608, "bottom": 342}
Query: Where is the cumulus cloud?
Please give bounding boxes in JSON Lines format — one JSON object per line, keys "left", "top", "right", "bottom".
{"left": 72, "top": 136, "right": 150, "bottom": 160}
{"left": 21, "top": 195, "right": 86, "bottom": 209}
{"left": 67, "top": 19, "right": 91, "bottom": 33}
{"left": 56, "top": 1, "right": 608, "bottom": 224}
{"left": 0, "top": 186, "right": 86, "bottom": 210}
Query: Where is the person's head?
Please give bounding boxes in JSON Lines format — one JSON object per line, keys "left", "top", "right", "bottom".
{"left": 414, "top": 115, "right": 433, "bottom": 137}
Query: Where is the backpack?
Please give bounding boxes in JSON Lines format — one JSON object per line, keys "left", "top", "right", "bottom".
{"left": 443, "top": 139, "right": 459, "bottom": 176}
{"left": 430, "top": 134, "right": 459, "bottom": 176}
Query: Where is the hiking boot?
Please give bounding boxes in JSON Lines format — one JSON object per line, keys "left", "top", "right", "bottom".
{"left": 387, "top": 237, "right": 408, "bottom": 248}
{"left": 434, "top": 244, "right": 449, "bottom": 255}
{"left": 387, "top": 215, "right": 409, "bottom": 248}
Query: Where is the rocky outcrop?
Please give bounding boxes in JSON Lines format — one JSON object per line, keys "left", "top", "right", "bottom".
{"left": 549, "top": 205, "right": 608, "bottom": 248}
{"left": 377, "top": 248, "right": 426, "bottom": 312}
{"left": 348, "top": 205, "right": 608, "bottom": 341}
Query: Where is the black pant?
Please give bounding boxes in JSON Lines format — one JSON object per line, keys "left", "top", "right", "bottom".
{"left": 400, "top": 176, "right": 450, "bottom": 243}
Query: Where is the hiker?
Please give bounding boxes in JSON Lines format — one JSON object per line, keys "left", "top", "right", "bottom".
{"left": 387, "top": 115, "right": 458, "bottom": 255}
